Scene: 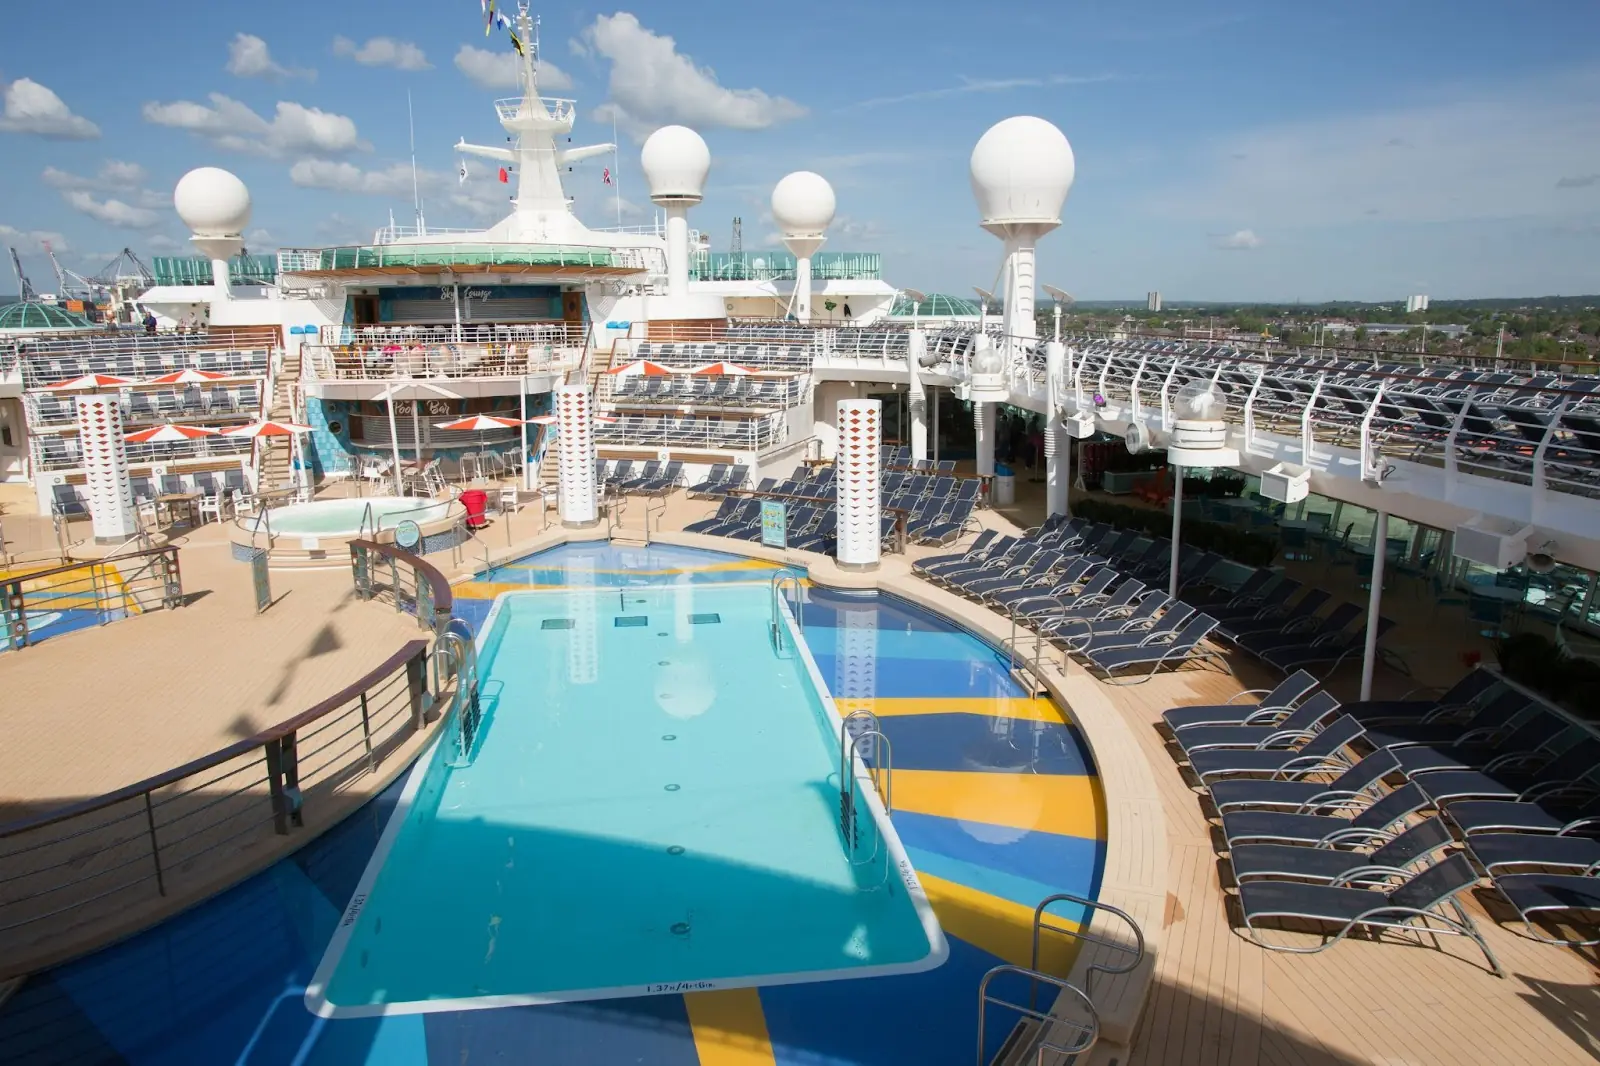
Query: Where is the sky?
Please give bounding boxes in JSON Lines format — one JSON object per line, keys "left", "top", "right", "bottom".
{"left": 2, "top": 0, "right": 1599, "bottom": 303}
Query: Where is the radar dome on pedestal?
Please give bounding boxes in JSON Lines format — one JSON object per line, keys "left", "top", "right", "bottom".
{"left": 640, "top": 125, "right": 711, "bottom": 205}
{"left": 969, "top": 116, "right": 1075, "bottom": 229}
{"left": 771, "top": 171, "right": 836, "bottom": 237}
{"left": 173, "top": 167, "right": 252, "bottom": 236}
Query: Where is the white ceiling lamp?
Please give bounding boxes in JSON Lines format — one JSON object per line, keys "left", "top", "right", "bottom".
{"left": 1166, "top": 381, "right": 1239, "bottom": 468}
{"left": 968, "top": 331, "right": 1008, "bottom": 404}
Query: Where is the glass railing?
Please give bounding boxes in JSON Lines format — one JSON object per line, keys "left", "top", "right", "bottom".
{"left": 690, "top": 251, "right": 882, "bottom": 282}
{"left": 150, "top": 256, "right": 279, "bottom": 287}
{"left": 277, "top": 244, "right": 650, "bottom": 273}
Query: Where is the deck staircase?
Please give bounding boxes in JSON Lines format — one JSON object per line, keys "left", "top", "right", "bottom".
{"left": 533, "top": 338, "right": 618, "bottom": 490}
{"left": 256, "top": 346, "right": 301, "bottom": 491}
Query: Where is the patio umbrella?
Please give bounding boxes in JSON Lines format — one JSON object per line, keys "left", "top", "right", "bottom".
{"left": 605, "top": 359, "right": 675, "bottom": 376}
{"left": 142, "top": 368, "right": 234, "bottom": 386}
{"left": 432, "top": 414, "right": 529, "bottom": 431}
{"left": 124, "top": 424, "right": 220, "bottom": 443}
{"left": 223, "top": 420, "right": 315, "bottom": 495}
{"left": 688, "top": 361, "right": 758, "bottom": 375}
{"left": 46, "top": 373, "right": 136, "bottom": 390}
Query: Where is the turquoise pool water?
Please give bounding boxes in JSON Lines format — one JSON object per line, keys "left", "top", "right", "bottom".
{"left": 306, "top": 580, "right": 944, "bottom": 1017}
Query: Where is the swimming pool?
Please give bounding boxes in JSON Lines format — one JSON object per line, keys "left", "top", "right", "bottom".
{"left": 306, "top": 579, "right": 945, "bottom": 1017}
{"left": 250, "top": 496, "right": 452, "bottom": 537}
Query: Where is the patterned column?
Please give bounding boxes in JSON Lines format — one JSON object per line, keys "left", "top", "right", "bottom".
{"left": 835, "top": 398, "right": 882, "bottom": 569}
{"left": 555, "top": 384, "right": 598, "bottom": 527}
{"left": 74, "top": 393, "right": 137, "bottom": 543}
{"left": 836, "top": 599, "right": 880, "bottom": 757}
{"left": 907, "top": 330, "right": 928, "bottom": 463}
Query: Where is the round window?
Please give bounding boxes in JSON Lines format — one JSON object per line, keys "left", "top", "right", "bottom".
{"left": 327, "top": 421, "right": 343, "bottom": 435}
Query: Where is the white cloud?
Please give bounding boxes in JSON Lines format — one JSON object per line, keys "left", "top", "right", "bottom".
{"left": 141, "top": 93, "right": 367, "bottom": 158}
{"left": 61, "top": 191, "right": 161, "bottom": 229}
{"left": 0, "top": 77, "right": 99, "bottom": 139}
{"left": 844, "top": 74, "right": 1113, "bottom": 110}
{"left": 245, "top": 227, "right": 277, "bottom": 247}
{"left": 226, "top": 33, "right": 312, "bottom": 80}
{"left": 579, "top": 13, "right": 804, "bottom": 137}
{"left": 453, "top": 44, "right": 570, "bottom": 91}
{"left": 144, "top": 234, "right": 185, "bottom": 253}
{"left": 0, "top": 223, "right": 69, "bottom": 252}
{"left": 289, "top": 159, "right": 425, "bottom": 197}
{"left": 333, "top": 36, "right": 431, "bottom": 72}
{"left": 1151, "top": 67, "right": 1600, "bottom": 227}
{"left": 1215, "top": 229, "right": 1262, "bottom": 250}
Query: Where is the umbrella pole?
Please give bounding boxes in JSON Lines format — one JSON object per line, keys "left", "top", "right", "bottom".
{"left": 411, "top": 400, "right": 422, "bottom": 478}
{"left": 386, "top": 386, "right": 403, "bottom": 495}
{"left": 520, "top": 375, "right": 531, "bottom": 492}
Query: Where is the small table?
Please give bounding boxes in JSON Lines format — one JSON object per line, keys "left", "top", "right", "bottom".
{"left": 158, "top": 491, "right": 202, "bottom": 527}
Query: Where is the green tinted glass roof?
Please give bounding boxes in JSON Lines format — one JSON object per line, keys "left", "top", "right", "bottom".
{"left": 0, "top": 301, "right": 94, "bottom": 331}
{"left": 888, "top": 293, "right": 980, "bottom": 317}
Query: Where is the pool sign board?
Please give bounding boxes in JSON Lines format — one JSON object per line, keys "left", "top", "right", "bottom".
{"left": 394, "top": 520, "right": 423, "bottom": 552}
{"left": 760, "top": 500, "right": 787, "bottom": 548}
{"left": 251, "top": 548, "right": 272, "bottom": 613}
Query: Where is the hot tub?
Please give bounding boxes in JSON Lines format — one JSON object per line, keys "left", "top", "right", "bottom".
{"left": 250, "top": 496, "right": 453, "bottom": 537}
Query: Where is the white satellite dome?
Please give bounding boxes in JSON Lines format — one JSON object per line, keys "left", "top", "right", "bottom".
{"left": 173, "top": 167, "right": 252, "bottom": 237}
{"left": 969, "top": 116, "right": 1075, "bottom": 227}
{"left": 771, "top": 171, "right": 836, "bottom": 237}
{"left": 640, "top": 125, "right": 711, "bottom": 205}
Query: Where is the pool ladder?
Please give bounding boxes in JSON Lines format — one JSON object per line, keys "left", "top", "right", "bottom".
{"left": 838, "top": 709, "right": 893, "bottom": 886}
{"left": 768, "top": 568, "right": 805, "bottom": 656}
{"left": 434, "top": 623, "right": 483, "bottom": 768}
{"left": 978, "top": 893, "right": 1146, "bottom": 1065}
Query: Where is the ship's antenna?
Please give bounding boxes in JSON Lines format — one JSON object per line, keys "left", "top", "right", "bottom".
{"left": 407, "top": 89, "right": 424, "bottom": 235}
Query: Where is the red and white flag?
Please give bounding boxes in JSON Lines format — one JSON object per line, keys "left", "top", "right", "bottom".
{"left": 602, "top": 167, "right": 612, "bottom": 186}
{"left": 498, "top": 167, "right": 509, "bottom": 183}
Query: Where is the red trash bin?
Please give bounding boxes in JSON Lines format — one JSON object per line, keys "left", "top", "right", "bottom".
{"left": 460, "top": 488, "right": 490, "bottom": 529}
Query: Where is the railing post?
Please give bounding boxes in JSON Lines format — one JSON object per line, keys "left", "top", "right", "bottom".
{"left": 351, "top": 543, "right": 371, "bottom": 598}
{"left": 264, "top": 740, "right": 289, "bottom": 835}
{"left": 416, "top": 563, "right": 435, "bottom": 630}
{"left": 406, "top": 650, "right": 431, "bottom": 727}
{"left": 359, "top": 691, "right": 376, "bottom": 772}
{"left": 161, "top": 548, "right": 183, "bottom": 608}
{"left": 3, "top": 579, "right": 26, "bottom": 650}
{"left": 142, "top": 792, "right": 166, "bottom": 896}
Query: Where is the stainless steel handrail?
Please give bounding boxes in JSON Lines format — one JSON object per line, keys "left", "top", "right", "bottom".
{"left": 977, "top": 965, "right": 1099, "bottom": 1066}
{"left": 1031, "top": 893, "right": 1146, "bottom": 1003}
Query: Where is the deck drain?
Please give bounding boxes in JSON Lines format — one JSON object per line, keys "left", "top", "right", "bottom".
{"left": 688, "top": 613, "right": 722, "bottom": 625}
{"left": 615, "top": 616, "right": 648, "bottom": 628}
{"left": 662, "top": 734, "right": 677, "bottom": 741}
{"left": 657, "top": 631, "right": 669, "bottom": 637}
{"left": 540, "top": 618, "right": 575, "bottom": 630}
{"left": 670, "top": 922, "right": 690, "bottom": 937}
{"left": 664, "top": 783, "right": 680, "bottom": 792}
{"left": 658, "top": 660, "right": 671, "bottom": 666}
{"left": 666, "top": 845, "right": 685, "bottom": 856}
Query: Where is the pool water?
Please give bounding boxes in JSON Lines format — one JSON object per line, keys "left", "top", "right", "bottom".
{"left": 251, "top": 496, "right": 450, "bottom": 537}
{"left": 307, "top": 580, "right": 944, "bottom": 1016}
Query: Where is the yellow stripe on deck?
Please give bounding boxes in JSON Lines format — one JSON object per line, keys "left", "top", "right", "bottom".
{"left": 684, "top": 988, "right": 776, "bottom": 1066}
{"left": 919, "top": 873, "right": 1084, "bottom": 975}
{"left": 891, "top": 769, "right": 1103, "bottom": 842}
{"left": 833, "top": 696, "right": 1068, "bottom": 724}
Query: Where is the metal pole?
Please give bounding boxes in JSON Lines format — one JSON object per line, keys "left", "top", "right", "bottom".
{"left": 1360, "top": 510, "right": 1389, "bottom": 699}
{"left": 1169, "top": 464, "right": 1183, "bottom": 601}
{"left": 520, "top": 374, "right": 531, "bottom": 492}
{"left": 386, "top": 385, "right": 403, "bottom": 494}
{"left": 931, "top": 386, "right": 940, "bottom": 463}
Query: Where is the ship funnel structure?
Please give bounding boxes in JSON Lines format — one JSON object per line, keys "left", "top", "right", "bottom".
{"left": 641, "top": 125, "right": 711, "bottom": 300}
{"left": 174, "top": 167, "right": 250, "bottom": 301}
{"left": 970, "top": 116, "right": 1074, "bottom": 343}
{"left": 772, "top": 171, "right": 835, "bottom": 323}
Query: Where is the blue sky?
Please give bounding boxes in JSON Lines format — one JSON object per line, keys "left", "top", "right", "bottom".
{"left": 3, "top": 0, "right": 1599, "bottom": 302}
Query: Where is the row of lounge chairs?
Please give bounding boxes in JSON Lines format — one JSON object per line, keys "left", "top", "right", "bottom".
{"left": 595, "top": 459, "right": 683, "bottom": 496}
{"left": 914, "top": 516, "right": 1227, "bottom": 683}
{"left": 1208, "top": 576, "right": 1401, "bottom": 678}
{"left": 1157, "top": 668, "right": 1599, "bottom": 969}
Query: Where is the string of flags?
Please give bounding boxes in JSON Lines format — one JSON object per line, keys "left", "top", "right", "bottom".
{"left": 602, "top": 168, "right": 612, "bottom": 186}
{"left": 482, "top": 0, "right": 526, "bottom": 56}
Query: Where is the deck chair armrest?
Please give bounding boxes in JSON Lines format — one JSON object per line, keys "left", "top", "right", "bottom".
{"left": 1329, "top": 864, "right": 1418, "bottom": 888}
{"left": 1272, "top": 755, "right": 1352, "bottom": 781}
{"left": 1559, "top": 817, "right": 1600, "bottom": 836}
{"left": 1419, "top": 703, "right": 1475, "bottom": 724}
{"left": 1319, "top": 827, "right": 1396, "bottom": 847}
{"left": 1241, "top": 707, "right": 1291, "bottom": 725}
{"left": 1226, "top": 687, "right": 1274, "bottom": 705}
{"left": 1517, "top": 779, "right": 1596, "bottom": 803}
{"left": 1482, "top": 750, "right": 1551, "bottom": 774}
{"left": 1255, "top": 727, "right": 1317, "bottom": 749}
{"left": 1294, "top": 790, "right": 1364, "bottom": 813}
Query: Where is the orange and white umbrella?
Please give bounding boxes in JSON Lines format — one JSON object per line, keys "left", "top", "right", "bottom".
{"left": 688, "top": 361, "right": 758, "bottom": 375}
{"left": 46, "top": 373, "right": 136, "bottom": 390}
{"left": 124, "top": 423, "right": 220, "bottom": 443}
{"left": 221, "top": 419, "right": 314, "bottom": 437}
{"left": 142, "top": 368, "right": 233, "bottom": 386}
{"left": 604, "top": 359, "right": 675, "bottom": 376}
{"left": 433, "top": 414, "right": 529, "bottom": 432}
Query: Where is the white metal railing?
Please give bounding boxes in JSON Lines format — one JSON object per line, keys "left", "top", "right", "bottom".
{"left": 30, "top": 433, "right": 253, "bottom": 472}
{"left": 371, "top": 224, "right": 482, "bottom": 245}
{"left": 494, "top": 95, "right": 576, "bottom": 123}
{"left": 15, "top": 338, "right": 271, "bottom": 390}
{"left": 597, "top": 372, "right": 807, "bottom": 411}
{"left": 301, "top": 338, "right": 582, "bottom": 382}
{"left": 316, "top": 323, "right": 582, "bottom": 348}
{"left": 595, "top": 412, "right": 787, "bottom": 452}
{"left": 24, "top": 384, "right": 264, "bottom": 429}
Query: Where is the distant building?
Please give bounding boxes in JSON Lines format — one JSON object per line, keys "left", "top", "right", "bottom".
{"left": 1146, "top": 291, "right": 1162, "bottom": 312}
{"left": 1406, "top": 294, "right": 1430, "bottom": 313}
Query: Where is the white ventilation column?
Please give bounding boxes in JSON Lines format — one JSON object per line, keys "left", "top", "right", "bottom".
{"left": 975, "top": 402, "right": 996, "bottom": 478}
{"left": 663, "top": 206, "right": 690, "bottom": 297}
{"left": 555, "top": 384, "right": 598, "bottom": 527}
{"left": 835, "top": 398, "right": 882, "bottom": 569}
{"left": 1044, "top": 341, "right": 1069, "bottom": 516}
{"left": 74, "top": 394, "right": 137, "bottom": 543}
{"left": 907, "top": 330, "right": 928, "bottom": 463}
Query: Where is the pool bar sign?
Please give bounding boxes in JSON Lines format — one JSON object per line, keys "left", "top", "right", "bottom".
{"left": 760, "top": 500, "right": 787, "bottom": 548}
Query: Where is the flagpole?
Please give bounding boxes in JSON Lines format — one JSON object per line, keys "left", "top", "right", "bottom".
{"left": 613, "top": 113, "right": 622, "bottom": 227}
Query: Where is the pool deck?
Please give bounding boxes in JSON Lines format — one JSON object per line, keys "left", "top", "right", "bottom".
{"left": 5, "top": 485, "right": 1599, "bottom": 1065}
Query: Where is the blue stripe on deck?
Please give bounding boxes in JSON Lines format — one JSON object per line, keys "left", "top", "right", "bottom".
{"left": 807, "top": 654, "right": 1019, "bottom": 700}
{"left": 893, "top": 810, "right": 1103, "bottom": 905}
